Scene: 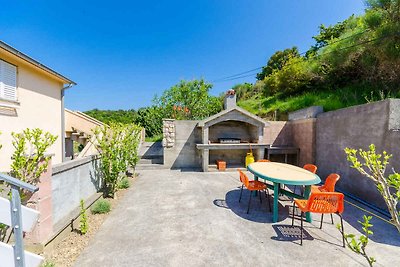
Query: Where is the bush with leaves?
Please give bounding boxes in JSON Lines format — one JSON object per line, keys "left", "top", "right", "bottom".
{"left": 79, "top": 199, "right": 88, "bottom": 235}
{"left": 93, "top": 123, "right": 142, "bottom": 197}
{"left": 345, "top": 144, "right": 400, "bottom": 232}
{"left": 91, "top": 199, "right": 111, "bottom": 214}
{"left": 10, "top": 128, "right": 57, "bottom": 185}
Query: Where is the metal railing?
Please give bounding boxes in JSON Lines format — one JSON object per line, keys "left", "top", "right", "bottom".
{"left": 0, "top": 172, "right": 38, "bottom": 267}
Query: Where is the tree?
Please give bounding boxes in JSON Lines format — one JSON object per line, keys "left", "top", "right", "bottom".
{"left": 232, "top": 83, "right": 254, "bottom": 101}
{"left": 135, "top": 106, "right": 164, "bottom": 137}
{"left": 345, "top": 144, "right": 400, "bottom": 232}
{"left": 256, "top": 47, "right": 300, "bottom": 80}
{"left": 10, "top": 128, "right": 58, "bottom": 185}
{"left": 154, "top": 79, "right": 222, "bottom": 120}
{"left": 92, "top": 123, "right": 142, "bottom": 197}
{"left": 306, "top": 18, "right": 350, "bottom": 57}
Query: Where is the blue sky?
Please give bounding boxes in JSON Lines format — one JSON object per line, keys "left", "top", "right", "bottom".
{"left": 0, "top": 0, "right": 365, "bottom": 111}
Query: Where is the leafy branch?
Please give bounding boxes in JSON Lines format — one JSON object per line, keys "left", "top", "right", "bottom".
{"left": 338, "top": 215, "right": 376, "bottom": 266}
{"left": 10, "top": 128, "right": 57, "bottom": 185}
{"left": 345, "top": 144, "right": 400, "bottom": 232}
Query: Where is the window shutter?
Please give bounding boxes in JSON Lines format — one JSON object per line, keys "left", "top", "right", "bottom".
{"left": 0, "top": 60, "right": 17, "bottom": 101}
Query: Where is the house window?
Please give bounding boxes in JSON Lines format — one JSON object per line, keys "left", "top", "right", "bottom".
{"left": 0, "top": 59, "right": 17, "bottom": 101}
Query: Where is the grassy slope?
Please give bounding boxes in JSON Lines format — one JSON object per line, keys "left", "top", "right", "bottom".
{"left": 237, "top": 87, "right": 400, "bottom": 119}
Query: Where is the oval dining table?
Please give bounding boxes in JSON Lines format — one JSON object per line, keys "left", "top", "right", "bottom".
{"left": 247, "top": 161, "right": 321, "bottom": 223}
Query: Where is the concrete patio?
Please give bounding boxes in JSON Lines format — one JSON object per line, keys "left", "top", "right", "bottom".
{"left": 74, "top": 169, "right": 400, "bottom": 266}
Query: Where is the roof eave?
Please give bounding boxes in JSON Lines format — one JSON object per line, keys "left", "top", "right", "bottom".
{"left": 0, "top": 40, "right": 76, "bottom": 85}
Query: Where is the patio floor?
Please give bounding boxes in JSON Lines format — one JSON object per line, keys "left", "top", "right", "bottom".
{"left": 74, "top": 169, "right": 400, "bottom": 266}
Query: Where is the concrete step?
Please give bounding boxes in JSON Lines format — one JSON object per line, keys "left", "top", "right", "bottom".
{"left": 135, "top": 164, "right": 168, "bottom": 170}
{"left": 138, "top": 157, "right": 163, "bottom": 165}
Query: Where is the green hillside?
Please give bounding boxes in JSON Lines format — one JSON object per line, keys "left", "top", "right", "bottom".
{"left": 234, "top": 0, "right": 400, "bottom": 118}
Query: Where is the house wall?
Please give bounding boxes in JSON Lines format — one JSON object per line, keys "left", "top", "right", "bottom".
{"left": 0, "top": 51, "right": 64, "bottom": 171}
{"left": 316, "top": 99, "right": 400, "bottom": 210}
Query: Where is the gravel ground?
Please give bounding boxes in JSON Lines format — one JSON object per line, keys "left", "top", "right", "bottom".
{"left": 43, "top": 177, "right": 134, "bottom": 267}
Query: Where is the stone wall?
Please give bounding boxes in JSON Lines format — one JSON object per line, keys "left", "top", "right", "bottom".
{"left": 163, "top": 120, "right": 202, "bottom": 169}
{"left": 162, "top": 119, "right": 175, "bottom": 148}
{"left": 291, "top": 119, "right": 316, "bottom": 166}
{"left": 263, "top": 121, "right": 291, "bottom": 146}
{"left": 316, "top": 99, "right": 400, "bottom": 210}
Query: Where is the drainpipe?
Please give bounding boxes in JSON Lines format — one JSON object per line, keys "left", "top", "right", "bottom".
{"left": 61, "top": 83, "right": 73, "bottom": 162}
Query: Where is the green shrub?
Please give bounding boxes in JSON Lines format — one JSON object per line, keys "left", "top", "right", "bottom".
{"left": 41, "top": 260, "right": 56, "bottom": 267}
{"left": 91, "top": 199, "right": 111, "bottom": 214}
{"left": 117, "top": 177, "right": 130, "bottom": 189}
{"left": 79, "top": 199, "right": 88, "bottom": 235}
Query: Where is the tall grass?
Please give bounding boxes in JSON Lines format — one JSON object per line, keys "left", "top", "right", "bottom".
{"left": 237, "top": 85, "right": 394, "bottom": 118}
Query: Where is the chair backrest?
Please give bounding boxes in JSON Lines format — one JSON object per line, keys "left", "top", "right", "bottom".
{"left": 306, "top": 192, "right": 344, "bottom": 214}
{"left": 238, "top": 169, "right": 249, "bottom": 188}
{"left": 257, "top": 159, "right": 270, "bottom": 162}
{"left": 303, "top": 164, "right": 317, "bottom": 174}
{"left": 321, "top": 173, "right": 341, "bottom": 192}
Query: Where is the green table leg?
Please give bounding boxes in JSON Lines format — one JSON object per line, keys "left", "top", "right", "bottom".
{"left": 304, "top": 185, "right": 312, "bottom": 223}
{"left": 253, "top": 174, "right": 258, "bottom": 196}
{"left": 273, "top": 182, "right": 279, "bottom": 223}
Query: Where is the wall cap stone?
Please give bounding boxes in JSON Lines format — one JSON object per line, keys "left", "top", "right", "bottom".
{"left": 52, "top": 155, "right": 99, "bottom": 175}
{"left": 289, "top": 106, "right": 323, "bottom": 121}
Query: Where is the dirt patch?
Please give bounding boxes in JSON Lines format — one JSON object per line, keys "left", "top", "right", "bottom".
{"left": 43, "top": 176, "right": 135, "bottom": 267}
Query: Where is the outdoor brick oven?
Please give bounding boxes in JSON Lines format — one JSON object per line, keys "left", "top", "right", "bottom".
{"left": 196, "top": 90, "right": 269, "bottom": 171}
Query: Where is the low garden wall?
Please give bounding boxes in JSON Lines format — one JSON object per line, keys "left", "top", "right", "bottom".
{"left": 51, "top": 156, "right": 102, "bottom": 229}
{"left": 24, "top": 155, "right": 102, "bottom": 250}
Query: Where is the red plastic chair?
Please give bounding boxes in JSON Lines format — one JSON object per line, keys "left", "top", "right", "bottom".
{"left": 238, "top": 170, "right": 271, "bottom": 213}
{"left": 291, "top": 192, "right": 345, "bottom": 246}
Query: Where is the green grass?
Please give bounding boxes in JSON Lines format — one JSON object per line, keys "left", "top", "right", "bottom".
{"left": 237, "top": 86, "right": 396, "bottom": 118}
{"left": 91, "top": 199, "right": 111, "bottom": 214}
{"left": 145, "top": 134, "right": 163, "bottom": 142}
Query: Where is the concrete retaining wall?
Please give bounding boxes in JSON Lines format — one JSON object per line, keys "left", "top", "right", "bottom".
{"left": 163, "top": 120, "right": 202, "bottom": 169}
{"left": 316, "top": 99, "right": 400, "bottom": 210}
{"left": 291, "top": 119, "right": 316, "bottom": 167}
{"left": 51, "top": 156, "right": 102, "bottom": 228}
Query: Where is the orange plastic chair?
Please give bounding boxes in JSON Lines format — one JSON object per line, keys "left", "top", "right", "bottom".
{"left": 257, "top": 159, "right": 271, "bottom": 162}
{"left": 311, "top": 173, "right": 341, "bottom": 224}
{"left": 291, "top": 192, "right": 345, "bottom": 246}
{"left": 293, "top": 164, "right": 318, "bottom": 194}
{"left": 303, "top": 164, "right": 317, "bottom": 174}
{"left": 238, "top": 170, "right": 271, "bottom": 213}
{"left": 312, "top": 173, "right": 340, "bottom": 193}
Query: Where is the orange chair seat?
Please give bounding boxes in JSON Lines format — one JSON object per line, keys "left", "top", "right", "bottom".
{"left": 247, "top": 180, "right": 267, "bottom": 191}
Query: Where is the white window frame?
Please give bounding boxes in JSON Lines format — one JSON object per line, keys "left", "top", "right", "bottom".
{"left": 0, "top": 59, "right": 18, "bottom": 102}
